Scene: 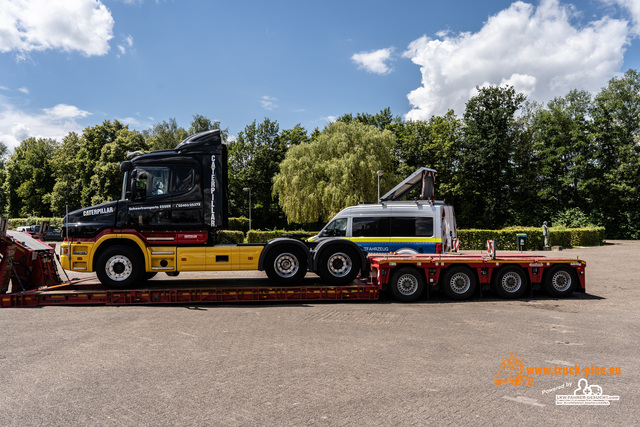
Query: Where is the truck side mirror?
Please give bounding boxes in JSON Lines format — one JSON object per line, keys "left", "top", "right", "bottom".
{"left": 130, "top": 178, "right": 137, "bottom": 200}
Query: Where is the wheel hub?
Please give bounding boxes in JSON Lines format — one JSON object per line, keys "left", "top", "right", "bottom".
{"left": 106, "top": 255, "right": 132, "bottom": 281}
{"left": 327, "top": 253, "right": 352, "bottom": 277}
{"left": 450, "top": 273, "right": 470, "bottom": 294}
{"left": 552, "top": 271, "right": 571, "bottom": 292}
{"left": 501, "top": 272, "right": 521, "bottom": 292}
{"left": 397, "top": 274, "right": 418, "bottom": 295}
{"left": 275, "top": 253, "right": 299, "bottom": 278}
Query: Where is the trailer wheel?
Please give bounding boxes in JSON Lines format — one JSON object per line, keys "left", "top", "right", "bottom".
{"left": 494, "top": 265, "right": 527, "bottom": 299}
{"left": 390, "top": 267, "right": 424, "bottom": 302}
{"left": 441, "top": 266, "right": 476, "bottom": 300}
{"left": 96, "top": 246, "right": 143, "bottom": 289}
{"left": 264, "top": 246, "right": 307, "bottom": 285}
{"left": 543, "top": 265, "right": 577, "bottom": 298}
{"left": 317, "top": 246, "right": 360, "bottom": 285}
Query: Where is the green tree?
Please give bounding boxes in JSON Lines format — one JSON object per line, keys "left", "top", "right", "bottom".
{"left": 4, "top": 137, "right": 58, "bottom": 217}
{"left": 48, "top": 121, "right": 148, "bottom": 214}
{"left": 532, "top": 90, "right": 593, "bottom": 223}
{"left": 590, "top": 69, "right": 640, "bottom": 238}
{"left": 391, "top": 111, "right": 462, "bottom": 203}
{"left": 273, "top": 121, "right": 395, "bottom": 223}
{"left": 455, "top": 86, "right": 526, "bottom": 228}
{"left": 144, "top": 118, "right": 188, "bottom": 151}
{"left": 228, "top": 118, "right": 290, "bottom": 228}
{"left": 188, "top": 114, "right": 229, "bottom": 142}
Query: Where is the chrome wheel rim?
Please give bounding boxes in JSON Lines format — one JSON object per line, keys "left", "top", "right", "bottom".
{"left": 396, "top": 274, "right": 419, "bottom": 296}
{"left": 105, "top": 255, "right": 133, "bottom": 282}
{"left": 501, "top": 272, "right": 522, "bottom": 293}
{"left": 327, "top": 252, "right": 352, "bottom": 278}
{"left": 551, "top": 271, "right": 572, "bottom": 292}
{"left": 274, "top": 253, "right": 299, "bottom": 278}
{"left": 450, "top": 273, "right": 471, "bottom": 294}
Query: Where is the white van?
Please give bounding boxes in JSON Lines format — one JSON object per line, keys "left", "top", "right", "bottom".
{"left": 310, "top": 200, "right": 457, "bottom": 254}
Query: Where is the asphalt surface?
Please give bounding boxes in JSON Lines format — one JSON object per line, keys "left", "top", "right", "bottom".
{"left": 1, "top": 241, "right": 638, "bottom": 426}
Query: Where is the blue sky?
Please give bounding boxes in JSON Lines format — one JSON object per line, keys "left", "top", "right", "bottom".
{"left": 1, "top": 0, "right": 639, "bottom": 150}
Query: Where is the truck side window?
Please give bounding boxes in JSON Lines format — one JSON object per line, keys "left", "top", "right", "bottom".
{"left": 352, "top": 217, "right": 390, "bottom": 237}
{"left": 391, "top": 217, "right": 434, "bottom": 237}
{"left": 136, "top": 167, "right": 170, "bottom": 197}
{"left": 174, "top": 166, "right": 195, "bottom": 192}
{"left": 323, "top": 218, "right": 347, "bottom": 237}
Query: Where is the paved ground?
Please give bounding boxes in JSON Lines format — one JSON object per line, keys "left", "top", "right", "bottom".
{"left": 1, "top": 241, "right": 638, "bottom": 426}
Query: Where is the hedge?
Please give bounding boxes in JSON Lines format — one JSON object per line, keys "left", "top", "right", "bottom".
{"left": 457, "top": 227, "right": 605, "bottom": 251}
{"left": 246, "top": 230, "right": 316, "bottom": 243}
{"left": 227, "top": 217, "right": 251, "bottom": 233}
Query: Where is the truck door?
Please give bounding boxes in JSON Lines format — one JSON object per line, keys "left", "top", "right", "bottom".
{"left": 171, "top": 163, "right": 204, "bottom": 228}
{"left": 126, "top": 166, "right": 172, "bottom": 227}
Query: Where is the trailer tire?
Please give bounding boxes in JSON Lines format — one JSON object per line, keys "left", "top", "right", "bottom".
{"left": 543, "top": 265, "right": 577, "bottom": 298}
{"left": 441, "top": 265, "right": 476, "bottom": 300}
{"left": 317, "top": 246, "right": 360, "bottom": 285}
{"left": 390, "top": 267, "right": 424, "bottom": 302}
{"left": 96, "top": 246, "right": 144, "bottom": 289}
{"left": 494, "top": 265, "right": 527, "bottom": 299}
{"left": 264, "top": 246, "right": 307, "bottom": 285}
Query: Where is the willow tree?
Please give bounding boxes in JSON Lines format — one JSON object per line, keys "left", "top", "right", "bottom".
{"left": 273, "top": 121, "right": 395, "bottom": 224}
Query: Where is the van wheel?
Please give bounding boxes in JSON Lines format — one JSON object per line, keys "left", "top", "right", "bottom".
{"left": 317, "top": 246, "right": 360, "bottom": 285}
{"left": 390, "top": 267, "right": 424, "bottom": 302}
{"left": 265, "top": 246, "right": 308, "bottom": 285}
{"left": 441, "top": 265, "right": 476, "bottom": 300}
{"left": 494, "top": 266, "right": 527, "bottom": 299}
{"left": 96, "top": 246, "right": 143, "bottom": 289}
{"left": 543, "top": 265, "right": 577, "bottom": 298}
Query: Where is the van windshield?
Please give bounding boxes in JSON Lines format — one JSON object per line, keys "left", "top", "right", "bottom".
{"left": 322, "top": 218, "right": 347, "bottom": 237}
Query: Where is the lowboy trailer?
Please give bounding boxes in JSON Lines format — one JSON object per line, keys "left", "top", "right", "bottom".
{"left": 1, "top": 232, "right": 586, "bottom": 307}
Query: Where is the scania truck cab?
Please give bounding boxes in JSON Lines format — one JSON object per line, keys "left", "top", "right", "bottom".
{"left": 60, "top": 130, "right": 367, "bottom": 289}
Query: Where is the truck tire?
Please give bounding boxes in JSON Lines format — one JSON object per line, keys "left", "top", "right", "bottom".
{"left": 264, "top": 246, "right": 308, "bottom": 285}
{"left": 441, "top": 265, "right": 476, "bottom": 300}
{"left": 494, "top": 265, "right": 527, "bottom": 299}
{"left": 96, "top": 246, "right": 144, "bottom": 289}
{"left": 143, "top": 272, "right": 157, "bottom": 281}
{"left": 317, "top": 246, "right": 360, "bottom": 285}
{"left": 543, "top": 264, "right": 577, "bottom": 298}
{"left": 390, "top": 267, "right": 424, "bottom": 302}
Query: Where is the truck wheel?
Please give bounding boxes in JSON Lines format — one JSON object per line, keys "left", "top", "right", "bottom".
{"left": 441, "top": 265, "right": 476, "bottom": 300}
{"left": 317, "top": 246, "right": 360, "bottom": 285}
{"left": 543, "top": 265, "right": 577, "bottom": 298}
{"left": 390, "top": 267, "right": 424, "bottom": 302}
{"left": 96, "top": 246, "right": 143, "bottom": 289}
{"left": 264, "top": 246, "right": 307, "bottom": 285}
{"left": 494, "top": 265, "right": 527, "bottom": 299}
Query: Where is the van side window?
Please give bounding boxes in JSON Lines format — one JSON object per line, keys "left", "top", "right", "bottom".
{"left": 352, "top": 217, "right": 390, "bottom": 237}
{"left": 391, "top": 217, "right": 434, "bottom": 237}
{"left": 323, "top": 218, "right": 347, "bottom": 237}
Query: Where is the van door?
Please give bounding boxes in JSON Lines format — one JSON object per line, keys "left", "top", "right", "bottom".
{"left": 350, "top": 216, "right": 390, "bottom": 254}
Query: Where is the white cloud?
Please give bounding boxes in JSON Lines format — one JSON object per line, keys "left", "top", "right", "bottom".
{"left": 351, "top": 47, "right": 395, "bottom": 75}
{"left": 117, "top": 34, "right": 134, "bottom": 56}
{"left": 261, "top": 96, "right": 278, "bottom": 110}
{"left": 17, "top": 87, "right": 29, "bottom": 94}
{"left": 403, "top": 0, "right": 631, "bottom": 120}
{"left": 0, "top": 0, "right": 114, "bottom": 58}
{"left": 607, "top": 0, "right": 640, "bottom": 35}
{"left": 0, "top": 99, "right": 91, "bottom": 150}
